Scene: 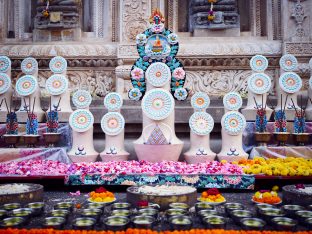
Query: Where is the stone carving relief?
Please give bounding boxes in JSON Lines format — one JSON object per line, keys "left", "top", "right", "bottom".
{"left": 285, "top": 42, "right": 312, "bottom": 56}
{"left": 291, "top": 0, "right": 307, "bottom": 39}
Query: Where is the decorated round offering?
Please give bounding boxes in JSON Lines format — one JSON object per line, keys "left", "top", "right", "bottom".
{"left": 0, "top": 56, "right": 11, "bottom": 73}
{"left": 142, "top": 89, "right": 174, "bottom": 120}
{"left": 279, "top": 72, "right": 302, "bottom": 94}
{"left": 0, "top": 73, "right": 11, "bottom": 94}
{"left": 223, "top": 92, "right": 242, "bottom": 111}
{"left": 221, "top": 111, "right": 246, "bottom": 136}
{"left": 101, "top": 112, "right": 125, "bottom": 136}
{"left": 248, "top": 73, "right": 271, "bottom": 94}
{"left": 191, "top": 92, "right": 210, "bottom": 110}
{"left": 49, "top": 56, "right": 67, "bottom": 73}
{"left": 280, "top": 54, "right": 298, "bottom": 71}
{"left": 69, "top": 109, "right": 94, "bottom": 133}
{"left": 21, "top": 57, "right": 38, "bottom": 75}
{"left": 72, "top": 90, "right": 92, "bottom": 108}
{"left": 189, "top": 112, "right": 214, "bottom": 136}
{"left": 145, "top": 62, "right": 171, "bottom": 87}
{"left": 45, "top": 74, "right": 68, "bottom": 96}
{"left": 16, "top": 75, "right": 38, "bottom": 96}
{"left": 250, "top": 55, "right": 268, "bottom": 72}
{"left": 104, "top": 92, "right": 123, "bottom": 111}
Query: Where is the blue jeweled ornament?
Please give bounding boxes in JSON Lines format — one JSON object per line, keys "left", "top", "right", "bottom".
{"left": 274, "top": 110, "right": 287, "bottom": 132}
{"left": 255, "top": 109, "right": 267, "bottom": 132}
{"left": 6, "top": 112, "right": 18, "bottom": 135}
{"left": 294, "top": 113, "right": 305, "bottom": 134}
{"left": 26, "top": 113, "right": 38, "bottom": 135}
{"left": 46, "top": 111, "right": 59, "bottom": 133}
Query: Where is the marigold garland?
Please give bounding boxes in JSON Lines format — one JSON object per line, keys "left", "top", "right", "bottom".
{"left": 0, "top": 229, "right": 311, "bottom": 234}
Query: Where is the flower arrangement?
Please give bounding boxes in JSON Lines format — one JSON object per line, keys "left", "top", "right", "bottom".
{"left": 291, "top": 96, "right": 308, "bottom": 134}
{"left": 89, "top": 186, "right": 115, "bottom": 203}
{"left": 199, "top": 188, "right": 226, "bottom": 203}
{"left": 46, "top": 97, "right": 61, "bottom": 133}
{"left": 24, "top": 98, "right": 38, "bottom": 135}
{"left": 254, "top": 97, "right": 267, "bottom": 132}
{"left": 235, "top": 157, "right": 312, "bottom": 176}
{"left": 274, "top": 94, "right": 288, "bottom": 132}
{"left": 252, "top": 187, "right": 282, "bottom": 204}
{"left": 3, "top": 98, "right": 18, "bottom": 135}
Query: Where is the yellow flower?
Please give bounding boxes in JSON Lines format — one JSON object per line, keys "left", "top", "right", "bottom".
{"left": 272, "top": 185, "right": 279, "bottom": 192}
{"left": 262, "top": 192, "right": 272, "bottom": 198}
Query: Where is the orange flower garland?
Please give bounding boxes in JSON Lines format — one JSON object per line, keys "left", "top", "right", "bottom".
{"left": 0, "top": 229, "right": 311, "bottom": 234}
{"left": 89, "top": 187, "right": 115, "bottom": 203}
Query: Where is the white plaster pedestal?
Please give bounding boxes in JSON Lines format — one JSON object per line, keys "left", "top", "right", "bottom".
{"left": 275, "top": 89, "right": 300, "bottom": 121}
{"left": 0, "top": 87, "right": 13, "bottom": 122}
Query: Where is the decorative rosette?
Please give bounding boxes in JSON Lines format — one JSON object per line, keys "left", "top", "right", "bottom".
{"left": 250, "top": 55, "right": 268, "bottom": 72}
{"left": 172, "top": 67, "right": 185, "bottom": 80}
{"left": 72, "top": 90, "right": 92, "bottom": 109}
{"left": 21, "top": 57, "right": 38, "bottom": 75}
{"left": 49, "top": 56, "right": 67, "bottom": 74}
{"left": 146, "top": 62, "right": 171, "bottom": 87}
{"left": 248, "top": 73, "right": 271, "bottom": 94}
{"left": 0, "top": 56, "right": 11, "bottom": 73}
{"left": 174, "top": 87, "right": 188, "bottom": 101}
{"left": 223, "top": 92, "right": 242, "bottom": 111}
{"left": 279, "top": 54, "right": 298, "bottom": 72}
{"left": 191, "top": 92, "right": 210, "bottom": 111}
{"left": 189, "top": 112, "right": 214, "bottom": 135}
{"left": 131, "top": 66, "right": 144, "bottom": 80}
{"left": 6, "top": 112, "right": 18, "bottom": 135}
{"left": 142, "top": 89, "right": 174, "bottom": 120}
{"left": 274, "top": 110, "right": 287, "bottom": 132}
{"left": 45, "top": 74, "right": 69, "bottom": 96}
{"left": 101, "top": 112, "right": 125, "bottom": 136}
{"left": 279, "top": 72, "right": 302, "bottom": 94}
{"left": 0, "top": 73, "right": 11, "bottom": 95}
{"left": 104, "top": 92, "right": 123, "bottom": 111}
{"left": 69, "top": 109, "right": 94, "bottom": 133}
{"left": 167, "top": 33, "right": 179, "bottom": 44}
{"left": 128, "top": 88, "right": 142, "bottom": 101}
{"left": 15, "top": 75, "right": 38, "bottom": 96}
{"left": 221, "top": 111, "right": 246, "bottom": 136}
{"left": 136, "top": 34, "right": 147, "bottom": 46}
{"left": 26, "top": 113, "right": 38, "bottom": 135}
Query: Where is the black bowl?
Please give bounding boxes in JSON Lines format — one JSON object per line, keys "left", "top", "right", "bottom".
{"left": 202, "top": 215, "right": 226, "bottom": 229}
{"left": 169, "top": 215, "right": 192, "bottom": 230}
{"left": 0, "top": 217, "right": 25, "bottom": 228}
{"left": 26, "top": 202, "right": 45, "bottom": 216}
{"left": 240, "top": 218, "right": 266, "bottom": 230}
{"left": 132, "top": 215, "right": 155, "bottom": 229}
{"left": 72, "top": 217, "right": 96, "bottom": 230}
{"left": 43, "top": 217, "right": 66, "bottom": 229}
{"left": 104, "top": 216, "right": 130, "bottom": 231}
{"left": 272, "top": 217, "right": 297, "bottom": 231}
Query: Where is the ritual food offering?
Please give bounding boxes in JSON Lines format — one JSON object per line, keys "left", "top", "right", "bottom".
{"left": 199, "top": 188, "right": 226, "bottom": 204}
{"left": 241, "top": 218, "right": 266, "bottom": 230}
{"left": 104, "top": 216, "right": 130, "bottom": 231}
{"left": 132, "top": 215, "right": 155, "bottom": 229}
{"left": 88, "top": 187, "right": 116, "bottom": 203}
{"left": 169, "top": 215, "right": 192, "bottom": 230}
{"left": 202, "top": 215, "right": 226, "bottom": 229}
{"left": 252, "top": 188, "right": 282, "bottom": 204}
{"left": 43, "top": 217, "right": 66, "bottom": 229}
{"left": 72, "top": 217, "right": 96, "bottom": 230}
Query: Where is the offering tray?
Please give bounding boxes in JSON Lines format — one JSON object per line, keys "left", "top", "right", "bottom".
{"left": 0, "top": 183, "right": 43, "bottom": 204}
{"left": 283, "top": 184, "right": 312, "bottom": 206}
{"left": 127, "top": 185, "right": 197, "bottom": 210}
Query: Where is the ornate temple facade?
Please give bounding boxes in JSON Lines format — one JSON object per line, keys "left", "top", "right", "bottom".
{"left": 0, "top": 0, "right": 311, "bottom": 128}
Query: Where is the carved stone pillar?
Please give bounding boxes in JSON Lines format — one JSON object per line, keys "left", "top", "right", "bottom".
{"left": 167, "top": 0, "right": 178, "bottom": 32}
{"left": 0, "top": 0, "right": 6, "bottom": 41}
{"left": 250, "top": 0, "right": 261, "bottom": 36}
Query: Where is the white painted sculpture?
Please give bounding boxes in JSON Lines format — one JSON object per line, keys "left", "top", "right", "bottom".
{"left": 16, "top": 57, "right": 44, "bottom": 122}
{"left": 218, "top": 92, "right": 248, "bottom": 162}
{"left": 0, "top": 56, "right": 13, "bottom": 122}
{"left": 242, "top": 55, "right": 273, "bottom": 120}
{"left": 275, "top": 54, "right": 302, "bottom": 120}
{"left": 68, "top": 90, "right": 98, "bottom": 162}
{"left": 184, "top": 92, "right": 216, "bottom": 163}
{"left": 305, "top": 58, "right": 312, "bottom": 120}
{"left": 100, "top": 92, "right": 129, "bottom": 162}
{"left": 46, "top": 56, "right": 73, "bottom": 121}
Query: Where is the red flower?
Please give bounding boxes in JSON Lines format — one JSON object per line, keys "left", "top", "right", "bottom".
{"left": 137, "top": 200, "right": 149, "bottom": 207}
{"left": 95, "top": 186, "right": 107, "bottom": 193}
{"left": 206, "top": 188, "right": 220, "bottom": 195}
{"left": 295, "top": 184, "right": 305, "bottom": 189}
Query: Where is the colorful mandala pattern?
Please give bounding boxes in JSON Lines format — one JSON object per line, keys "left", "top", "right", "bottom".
{"left": 250, "top": 55, "right": 268, "bottom": 72}
{"left": 104, "top": 92, "right": 123, "bottom": 111}
{"left": 279, "top": 54, "right": 298, "bottom": 72}
{"left": 279, "top": 72, "right": 302, "bottom": 94}
{"left": 72, "top": 90, "right": 92, "bottom": 109}
{"left": 0, "top": 56, "right": 11, "bottom": 73}
{"left": 49, "top": 56, "right": 67, "bottom": 74}
{"left": 15, "top": 75, "right": 38, "bottom": 96}
{"left": 174, "top": 88, "right": 188, "bottom": 101}
{"left": 45, "top": 74, "right": 69, "bottom": 96}
{"left": 128, "top": 88, "right": 142, "bottom": 101}
{"left": 221, "top": 111, "right": 246, "bottom": 136}
{"left": 191, "top": 92, "right": 210, "bottom": 110}
{"left": 69, "top": 109, "right": 94, "bottom": 133}
{"left": 142, "top": 89, "right": 174, "bottom": 120}
{"left": 21, "top": 57, "right": 38, "bottom": 75}
{"left": 101, "top": 112, "right": 125, "bottom": 136}
{"left": 223, "top": 92, "right": 242, "bottom": 111}
{"left": 247, "top": 73, "right": 271, "bottom": 94}
{"left": 189, "top": 112, "right": 214, "bottom": 135}
{"left": 0, "top": 73, "right": 11, "bottom": 94}
{"left": 146, "top": 62, "right": 171, "bottom": 87}
{"left": 167, "top": 33, "right": 179, "bottom": 44}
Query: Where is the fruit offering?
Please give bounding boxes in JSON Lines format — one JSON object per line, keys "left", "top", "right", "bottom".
{"left": 252, "top": 187, "right": 282, "bottom": 204}
{"left": 89, "top": 187, "right": 115, "bottom": 203}
{"left": 199, "top": 188, "right": 226, "bottom": 203}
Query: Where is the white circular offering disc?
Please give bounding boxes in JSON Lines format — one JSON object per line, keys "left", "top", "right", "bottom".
{"left": 279, "top": 72, "right": 302, "bottom": 94}
{"left": 279, "top": 54, "right": 298, "bottom": 72}
{"left": 189, "top": 111, "right": 214, "bottom": 135}
{"left": 72, "top": 90, "right": 92, "bottom": 109}
{"left": 247, "top": 73, "right": 271, "bottom": 94}
{"left": 69, "top": 109, "right": 94, "bottom": 133}
{"left": 221, "top": 111, "right": 246, "bottom": 136}
{"left": 15, "top": 75, "right": 38, "bottom": 96}
{"left": 104, "top": 92, "right": 123, "bottom": 111}
{"left": 146, "top": 62, "right": 171, "bottom": 87}
{"left": 223, "top": 92, "right": 243, "bottom": 111}
{"left": 142, "top": 88, "right": 174, "bottom": 121}
{"left": 191, "top": 92, "right": 210, "bottom": 110}
{"left": 250, "top": 55, "right": 268, "bottom": 72}
{"left": 0, "top": 73, "right": 11, "bottom": 94}
{"left": 0, "top": 56, "right": 11, "bottom": 73}
{"left": 49, "top": 56, "right": 67, "bottom": 74}
{"left": 46, "top": 74, "right": 69, "bottom": 96}
{"left": 101, "top": 112, "right": 125, "bottom": 136}
{"left": 21, "top": 57, "right": 38, "bottom": 75}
